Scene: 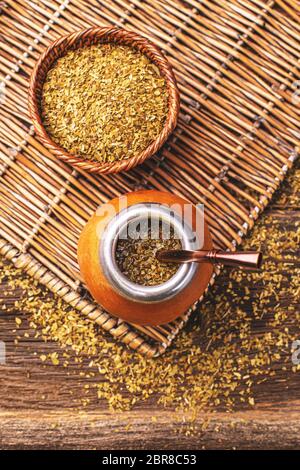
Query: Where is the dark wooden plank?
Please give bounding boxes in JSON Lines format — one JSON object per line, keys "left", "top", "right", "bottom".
{"left": 1, "top": 409, "right": 300, "bottom": 450}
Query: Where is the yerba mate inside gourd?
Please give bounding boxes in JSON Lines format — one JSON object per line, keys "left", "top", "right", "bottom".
{"left": 41, "top": 44, "right": 168, "bottom": 163}
{"left": 115, "top": 219, "right": 182, "bottom": 286}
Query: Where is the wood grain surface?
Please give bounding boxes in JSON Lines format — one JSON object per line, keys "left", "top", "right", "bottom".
{"left": 0, "top": 162, "right": 299, "bottom": 450}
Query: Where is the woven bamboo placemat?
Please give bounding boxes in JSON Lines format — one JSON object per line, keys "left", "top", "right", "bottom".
{"left": 0, "top": 0, "right": 299, "bottom": 357}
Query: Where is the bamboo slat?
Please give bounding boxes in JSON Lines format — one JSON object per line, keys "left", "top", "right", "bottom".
{"left": 0, "top": 0, "right": 299, "bottom": 356}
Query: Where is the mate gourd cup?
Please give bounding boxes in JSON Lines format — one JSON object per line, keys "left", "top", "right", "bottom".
{"left": 28, "top": 26, "right": 180, "bottom": 175}
{"left": 77, "top": 190, "right": 213, "bottom": 326}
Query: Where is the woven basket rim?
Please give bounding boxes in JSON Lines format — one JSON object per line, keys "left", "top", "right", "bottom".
{"left": 28, "top": 26, "right": 180, "bottom": 175}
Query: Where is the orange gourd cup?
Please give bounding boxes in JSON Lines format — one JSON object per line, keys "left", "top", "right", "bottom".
{"left": 77, "top": 190, "right": 213, "bottom": 326}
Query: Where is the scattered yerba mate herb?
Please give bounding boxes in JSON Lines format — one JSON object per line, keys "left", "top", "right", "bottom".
{"left": 115, "top": 219, "right": 182, "bottom": 285}
{"left": 0, "top": 166, "right": 299, "bottom": 435}
{"left": 41, "top": 44, "right": 168, "bottom": 163}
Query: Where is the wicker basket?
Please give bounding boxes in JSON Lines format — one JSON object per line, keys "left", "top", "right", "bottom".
{"left": 28, "top": 26, "right": 180, "bottom": 175}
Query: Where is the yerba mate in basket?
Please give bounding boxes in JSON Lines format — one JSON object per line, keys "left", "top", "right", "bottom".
{"left": 41, "top": 44, "right": 168, "bottom": 164}
{"left": 77, "top": 190, "right": 213, "bottom": 326}
{"left": 29, "top": 27, "right": 180, "bottom": 175}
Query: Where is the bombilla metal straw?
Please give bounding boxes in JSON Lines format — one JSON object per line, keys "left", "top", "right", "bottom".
{"left": 156, "top": 249, "right": 263, "bottom": 270}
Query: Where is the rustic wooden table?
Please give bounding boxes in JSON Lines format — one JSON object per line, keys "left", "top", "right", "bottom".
{"left": 0, "top": 162, "right": 299, "bottom": 450}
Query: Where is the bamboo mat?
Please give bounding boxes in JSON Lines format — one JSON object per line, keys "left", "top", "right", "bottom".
{"left": 0, "top": 0, "right": 299, "bottom": 357}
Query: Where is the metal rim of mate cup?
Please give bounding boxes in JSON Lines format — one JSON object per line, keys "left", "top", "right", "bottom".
{"left": 99, "top": 203, "right": 199, "bottom": 303}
